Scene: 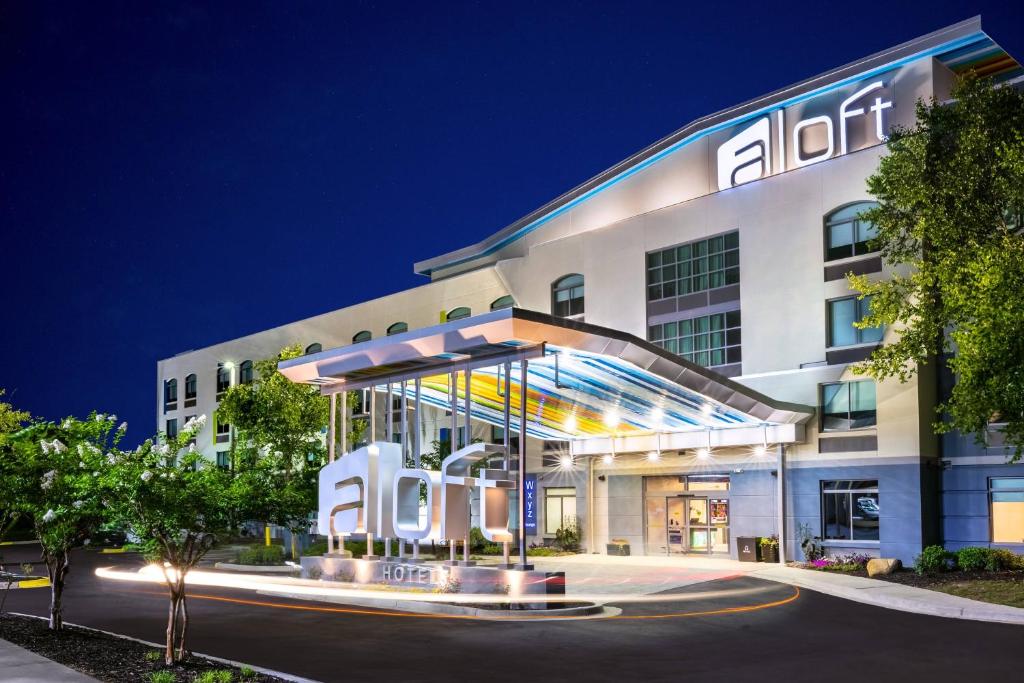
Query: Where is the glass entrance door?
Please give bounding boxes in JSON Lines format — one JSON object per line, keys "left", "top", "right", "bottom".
{"left": 664, "top": 496, "right": 729, "bottom": 554}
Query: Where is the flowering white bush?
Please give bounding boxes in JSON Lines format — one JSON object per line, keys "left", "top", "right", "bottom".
{"left": 141, "top": 470, "right": 153, "bottom": 482}
{"left": 42, "top": 509, "right": 56, "bottom": 523}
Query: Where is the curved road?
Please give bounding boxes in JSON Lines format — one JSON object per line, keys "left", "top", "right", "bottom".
{"left": 2, "top": 547, "right": 1022, "bottom": 681}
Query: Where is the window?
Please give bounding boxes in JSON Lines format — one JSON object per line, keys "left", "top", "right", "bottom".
{"left": 828, "top": 296, "right": 883, "bottom": 347}
{"left": 216, "top": 451, "right": 230, "bottom": 470}
{"left": 647, "top": 231, "right": 739, "bottom": 301}
{"left": 439, "top": 426, "right": 467, "bottom": 450}
{"left": 552, "top": 274, "right": 584, "bottom": 318}
{"left": 446, "top": 307, "right": 471, "bottom": 321}
{"left": 216, "top": 417, "right": 230, "bottom": 443}
{"left": 239, "top": 360, "right": 254, "bottom": 385}
{"left": 353, "top": 330, "right": 372, "bottom": 344}
{"left": 216, "top": 364, "right": 231, "bottom": 396}
{"left": 990, "top": 478, "right": 1024, "bottom": 544}
{"left": 821, "top": 381, "right": 876, "bottom": 431}
{"left": 649, "top": 310, "right": 741, "bottom": 367}
{"left": 184, "top": 374, "right": 197, "bottom": 400}
{"left": 822, "top": 480, "right": 879, "bottom": 541}
{"left": 825, "top": 202, "right": 878, "bottom": 261}
{"left": 305, "top": 343, "right": 322, "bottom": 355}
{"left": 164, "top": 379, "right": 178, "bottom": 410}
{"left": 489, "top": 425, "right": 520, "bottom": 451}
{"left": 490, "top": 295, "right": 515, "bottom": 311}
{"left": 387, "top": 322, "right": 408, "bottom": 336}
{"left": 544, "top": 487, "right": 577, "bottom": 535}
{"left": 165, "top": 418, "right": 178, "bottom": 439}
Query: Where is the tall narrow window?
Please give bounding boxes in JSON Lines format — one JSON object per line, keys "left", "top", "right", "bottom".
{"left": 216, "top": 364, "right": 231, "bottom": 397}
{"left": 544, "top": 487, "right": 577, "bottom": 534}
{"left": 184, "top": 374, "right": 197, "bottom": 407}
{"left": 387, "top": 322, "right": 408, "bottom": 336}
{"left": 305, "top": 343, "right": 322, "bottom": 355}
{"left": 353, "top": 330, "right": 372, "bottom": 343}
{"left": 820, "top": 381, "right": 876, "bottom": 431}
{"left": 165, "top": 418, "right": 178, "bottom": 439}
{"left": 239, "top": 360, "right": 254, "bottom": 385}
{"left": 825, "top": 202, "right": 879, "bottom": 261}
{"left": 446, "top": 307, "right": 471, "bottom": 321}
{"left": 552, "top": 274, "right": 584, "bottom": 318}
{"left": 164, "top": 379, "right": 178, "bottom": 412}
{"left": 828, "top": 296, "right": 883, "bottom": 347}
{"left": 490, "top": 295, "right": 515, "bottom": 311}
{"left": 216, "top": 418, "right": 230, "bottom": 444}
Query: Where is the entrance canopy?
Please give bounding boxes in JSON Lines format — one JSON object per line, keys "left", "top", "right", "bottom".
{"left": 278, "top": 309, "right": 813, "bottom": 446}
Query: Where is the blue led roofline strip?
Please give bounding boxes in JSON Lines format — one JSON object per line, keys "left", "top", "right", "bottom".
{"left": 420, "top": 31, "right": 988, "bottom": 276}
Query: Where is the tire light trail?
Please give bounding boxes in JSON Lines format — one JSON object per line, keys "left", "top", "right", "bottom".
{"left": 95, "top": 564, "right": 787, "bottom": 607}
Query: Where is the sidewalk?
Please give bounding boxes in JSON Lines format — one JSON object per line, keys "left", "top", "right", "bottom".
{"left": 751, "top": 564, "right": 1024, "bottom": 625}
{"left": 0, "top": 638, "right": 98, "bottom": 682}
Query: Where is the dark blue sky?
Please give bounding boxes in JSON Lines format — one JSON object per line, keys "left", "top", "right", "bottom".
{"left": 3, "top": 1, "right": 1022, "bottom": 443}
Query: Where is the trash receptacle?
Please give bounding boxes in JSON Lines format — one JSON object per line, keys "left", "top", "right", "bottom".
{"left": 736, "top": 537, "right": 760, "bottom": 562}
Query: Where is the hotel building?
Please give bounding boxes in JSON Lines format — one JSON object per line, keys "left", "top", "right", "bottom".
{"left": 157, "top": 18, "right": 1024, "bottom": 564}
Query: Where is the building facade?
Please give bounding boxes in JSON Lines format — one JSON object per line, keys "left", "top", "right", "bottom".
{"left": 157, "top": 18, "right": 1024, "bottom": 564}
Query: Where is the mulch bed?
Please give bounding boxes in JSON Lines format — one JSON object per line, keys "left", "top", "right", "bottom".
{"left": 873, "top": 568, "right": 1024, "bottom": 588}
{"left": 0, "top": 613, "right": 289, "bottom": 682}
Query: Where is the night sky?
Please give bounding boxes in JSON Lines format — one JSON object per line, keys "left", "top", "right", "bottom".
{"left": 3, "top": 1, "right": 1023, "bottom": 444}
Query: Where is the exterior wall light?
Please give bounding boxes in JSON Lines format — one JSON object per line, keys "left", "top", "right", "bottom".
{"left": 696, "top": 447, "right": 710, "bottom": 460}
{"left": 559, "top": 454, "right": 574, "bottom": 469}
{"left": 602, "top": 454, "right": 614, "bottom": 465}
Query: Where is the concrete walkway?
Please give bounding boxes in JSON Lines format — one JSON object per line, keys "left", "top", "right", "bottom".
{"left": 0, "top": 638, "right": 98, "bottom": 682}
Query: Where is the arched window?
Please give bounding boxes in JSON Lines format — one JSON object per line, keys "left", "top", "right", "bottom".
{"left": 353, "top": 330, "right": 372, "bottom": 344}
{"left": 825, "top": 202, "right": 879, "bottom": 261}
{"left": 305, "top": 343, "right": 322, "bottom": 355}
{"left": 552, "top": 274, "right": 584, "bottom": 318}
{"left": 164, "top": 379, "right": 178, "bottom": 410}
{"left": 184, "top": 374, "right": 196, "bottom": 400}
{"left": 446, "top": 307, "right": 471, "bottom": 321}
{"left": 216, "top": 364, "right": 231, "bottom": 396}
{"left": 490, "top": 295, "right": 515, "bottom": 311}
{"left": 239, "top": 360, "right": 254, "bottom": 384}
{"left": 387, "top": 322, "right": 408, "bottom": 336}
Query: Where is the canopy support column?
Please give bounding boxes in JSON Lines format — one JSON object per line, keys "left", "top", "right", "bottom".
{"left": 777, "top": 443, "right": 786, "bottom": 564}
{"left": 517, "top": 359, "right": 530, "bottom": 569}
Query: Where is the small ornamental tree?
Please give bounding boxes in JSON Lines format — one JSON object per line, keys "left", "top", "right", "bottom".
{"left": 104, "top": 416, "right": 272, "bottom": 664}
{"left": 851, "top": 75, "right": 1024, "bottom": 459}
{"left": 217, "top": 346, "right": 364, "bottom": 557}
{"left": 0, "top": 389, "right": 31, "bottom": 544}
{"left": 7, "top": 413, "right": 126, "bottom": 629}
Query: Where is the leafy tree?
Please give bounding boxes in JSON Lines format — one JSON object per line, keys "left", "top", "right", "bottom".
{"left": 6, "top": 413, "right": 125, "bottom": 629}
{"left": 851, "top": 75, "right": 1024, "bottom": 460}
{"left": 217, "top": 345, "right": 364, "bottom": 557}
{"left": 103, "top": 415, "right": 272, "bottom": 664}
{"left": 0, "top": 389, "right": 31, "bottom": 544}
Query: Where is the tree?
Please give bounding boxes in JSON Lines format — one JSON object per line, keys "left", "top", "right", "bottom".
{"left": 6, "top": 413, "right": 125, "bottom": 629}
{"left": 0, "top": 389, "right": 31, "bottom": 544}
{"left": 103, "top": 415, "right": 271, "bottom": 664}
{"left": 217, "top": 345, "right": 364, "bottom": 557}
{"left": 851, "top": 75, "right": 1024, "bottom": 459}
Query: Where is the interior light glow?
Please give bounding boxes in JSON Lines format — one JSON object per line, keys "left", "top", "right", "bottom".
{"left": 603, "top": 408, "right": 620, "bottom": 429}
{"left": 696, "top": 447, "right": 710, "bottom": 460}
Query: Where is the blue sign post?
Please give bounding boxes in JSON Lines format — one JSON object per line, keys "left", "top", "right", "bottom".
{"left": 523, "top": 474, "right": 538, "bottom": 534}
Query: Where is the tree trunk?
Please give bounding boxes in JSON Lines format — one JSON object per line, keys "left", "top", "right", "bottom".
{"left": 291, "top": 532, "right": 299, "bottom": 560}
{"left": 165, "top": 584, "right": 179, "bottom": 665}
{"left": 164, "top": 574, "right": 191, "bottom": 665}
{"left": 46, "top": 551, "right": 69, "bottom": 631}
{"left": 174, "top": 577, "right": 189, "bottom": 662}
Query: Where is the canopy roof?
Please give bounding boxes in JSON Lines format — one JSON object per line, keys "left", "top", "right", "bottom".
{"left": 278, "top": 309, "right": 814, "bottom": 441}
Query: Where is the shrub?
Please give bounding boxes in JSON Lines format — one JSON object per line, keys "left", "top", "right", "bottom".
{"left": 239, "top": 667, "right": 257, "bottom": 680}
{"left": 149, "top": 672, "right": 176, "bottom": 683}
{"left": 236, "top": 545, "right": 285, "bottom": 566}
{"left": 196, "top": 670, "right": 234, "bottom": 683}
{"left": 302, "top": 540, "right": 327, "bottom": 556}
{"left": 797, "top": 523, "right": 825, "bottom": 562}
{"left": 527, "top": 546, "right": 569, "bottom": 557}
{"left": 956, "top": 546, "right": 990, "bottom": 572}
{"left": 555, "top": 517, "right": 581, "bottom": 552}
{"left": 915, "top": 545, "right": 954, "bottom": 574}
{"left": 985, "top": 548, "right": 1024, "bottom": 571}
{"left": 144, "top": 650, "right": 163, "bottom": 662}
{"left": 469, "top": 527, "right": 488, "bottom": 552}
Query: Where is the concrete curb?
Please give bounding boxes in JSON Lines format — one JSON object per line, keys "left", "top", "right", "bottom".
{"left": 751, "top": 566, "right": 1024, "bottom": 625}
{"left": 9, "top": 612, "right": 321, "bottom": 683}
{"left": 214, "top": 562, "right": 301, "bottom": 574}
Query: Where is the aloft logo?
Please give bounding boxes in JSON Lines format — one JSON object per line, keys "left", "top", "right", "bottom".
{"left": 716, "top": 81, "right": 892, "bottom": 191}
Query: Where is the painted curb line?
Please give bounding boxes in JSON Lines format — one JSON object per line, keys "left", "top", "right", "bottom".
{"left": 9, "top": 612, "right": 321, "bottom": 683}
{"left": 752, "top": 568, "right": 1024, "bottom": 625}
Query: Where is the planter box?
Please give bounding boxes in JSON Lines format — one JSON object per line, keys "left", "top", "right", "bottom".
{"left": 760, "top": 545, "right": 779, "bottom": 563}
{"left": 606, "top": 543, "right": 631, "bottom": 556}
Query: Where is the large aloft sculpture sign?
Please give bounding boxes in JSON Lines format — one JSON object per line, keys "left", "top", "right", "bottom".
{"left": 318, "top": 441, "right": 515, "bottom": 545}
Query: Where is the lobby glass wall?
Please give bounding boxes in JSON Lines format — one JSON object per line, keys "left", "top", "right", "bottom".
{"left": 644, "top": 474, "right": 730, "bottom": 555}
